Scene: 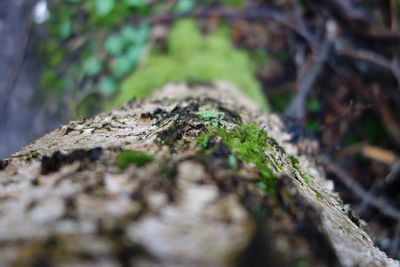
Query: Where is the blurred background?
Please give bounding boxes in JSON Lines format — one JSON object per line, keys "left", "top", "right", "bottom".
{"left": 1, "top": 0, "right": 400, "bottom": 260}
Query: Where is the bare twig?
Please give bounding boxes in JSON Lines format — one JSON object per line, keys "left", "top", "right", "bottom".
{"left": 361, "top": 145, "right": 397, "bottom": 166}
{"left": 357, "top": 156, "right": 400, "bottom": 215}
{"left": 285, "top": 38, "right": 331, "bottom": 119}
{"left": 385, "top": 158, "right": 400, "bottom": 184}
{"left": 336, "top": 45, "right": 400, "bottom": 89}
{"left": 148, "top": 6, "right": 315, "bottom": 45}
{"left": 312, "top": 0, "right": 370, "bottom": 31}
{"left": 356, "top": 179, "right": 380, "bottom": 216}
{"left": 290, "top": 0, "right": 308, "bottom": 39}
{"left": 0, "top": 15, "right": 32, "bottom": 124}
{"left": 370, "top": 84, "right": 400, "bottom": 147}
{"left": 320, "top": 155, "right": 400, "bottom": 221}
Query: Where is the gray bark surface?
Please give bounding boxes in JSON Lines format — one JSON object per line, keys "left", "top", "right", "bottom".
{"left": 0, "top": 82, "right": 398, "bottom": 267}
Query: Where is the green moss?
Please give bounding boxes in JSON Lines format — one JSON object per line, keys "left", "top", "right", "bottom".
{"left": 227, "top": 154, "right": 238, "bottom": 169}
{"left": 196, "top": 109, "right": 225, "bottom": 127}
{"left": 288, "top": 155, "right": 299, "bottom": 165}
{"left": 197, "top": 121, "right": 314, "bottom": 191}
{"left": 196, "top": 109, "right": 224, "bottom": 120}
{"left": 112, "top": 19, "right": 269, "bottom": 111}
{"left": 199, "top": 123, "right": 276, "bottom": 191}
{"left": 315, "top": 190, "right": 324, "bottom": 200}
{"left": 197, "top": 133, "right": 210, "bottom": 150}
{"left": 116, "top": 150, "right": 154, "bottom": 169}
{"left": 288, "top": 155, "right": 313, "bottom": 185}
{"left": 160, "top": 164, "right": 174, "bottom": 177}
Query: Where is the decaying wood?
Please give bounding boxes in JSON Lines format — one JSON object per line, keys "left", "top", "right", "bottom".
{"left": 0, "top": 82, "right": 398, "bottom": 267}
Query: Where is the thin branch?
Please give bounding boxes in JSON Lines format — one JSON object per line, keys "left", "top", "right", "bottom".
{"left": 320, "top": 155, "right": 400, "bottom": 221}
{"left": 148, "top": 6, "right": 315, "bottom": 45}
{"left": 385, "top": 158, "right": 400, "bottom": 183}
{"left": 285, "top": 38, "right": 331, "bottom": 119}
{"left": 0, "top": 15, "right": 32, "bottom": 124}
{"left": 357, "top": 155, "right": 400, "bottom": 215}
{"left": 370, "top": 84, "right": 400, "bottom": 147}
{"left": 336, "top": 45, "right": 400, "bottom": 89}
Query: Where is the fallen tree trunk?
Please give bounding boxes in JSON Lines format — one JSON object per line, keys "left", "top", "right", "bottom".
{"left": 0, "top": 82, "right": 397, "bottom": 267}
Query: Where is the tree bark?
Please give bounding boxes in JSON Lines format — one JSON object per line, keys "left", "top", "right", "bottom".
{"left": 0, "top": 82, "right": 397, "bottom": 267}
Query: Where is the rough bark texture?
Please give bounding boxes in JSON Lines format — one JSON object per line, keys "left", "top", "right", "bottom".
{"left": 0, "top": 82, "right": 398, "bottom": 267}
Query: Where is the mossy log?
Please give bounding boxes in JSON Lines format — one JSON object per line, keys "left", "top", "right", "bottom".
{"left": 0, "top": 82, "right": 398, "bottom": 267}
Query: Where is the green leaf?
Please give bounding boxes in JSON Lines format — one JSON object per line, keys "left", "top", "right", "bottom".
{"left": 121, "top": 26, "right": 137, "bottom": 43}
{"left": 173, "top": 0, "right": 194, "bottom": 14}
{"left": 105, "top": 34, "right": 125, "bottom": 56}
{"left": 135, "top": 23, "right": 150, "bottom": 44}
{"left": 126, "top": 46, "right": 144, "bottom": 65}
{"left": 94, "top": 0, "right": 115, "bottom": 16}
{"left": 112, "top": 57, "right": 133, "bottom": 78}
{"left": 99, "top": 77, "right": 118, "bottom": 96}
{"left": 59, "top": 20, "right": 72, "bottom": 39}
{"left": 83, "top": 56, "right": 103, "bottom": 76}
